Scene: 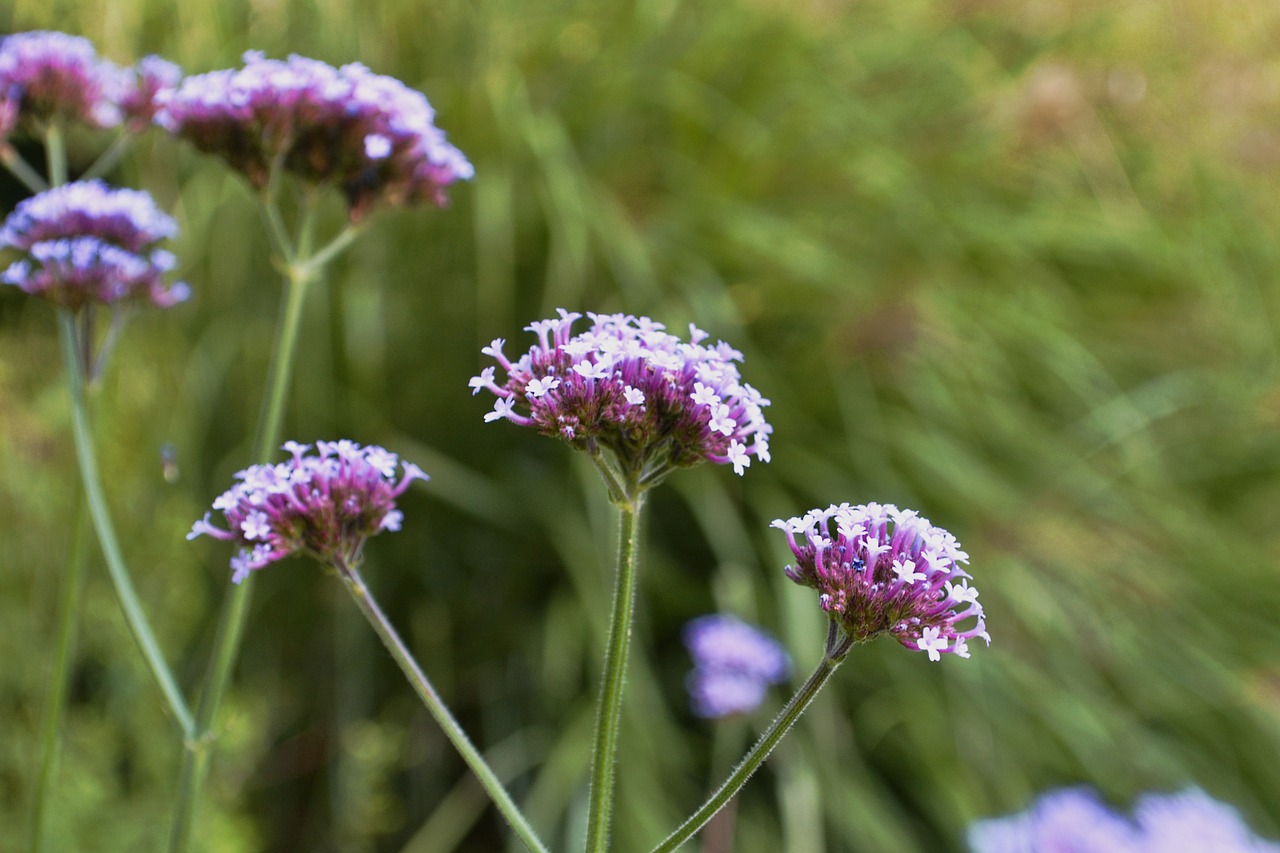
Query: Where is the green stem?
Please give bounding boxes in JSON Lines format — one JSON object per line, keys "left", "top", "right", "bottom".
{"left": 0, "top": 143, "right": 49, "bottom": 192}
{"left": 584, "top": 492, "right": 646, "bottom": 852}
{"left": 57, "top": 310, "right": 195, "bottom": 735}
{"left": 650, "top": 629, "right": 850, "bottom": 853}
{"left": 167, "top": 262, "right": 314, "bottom": 853}
{"left": 299, "top": 223, "right": 362, "bottom": 275}
{"left": 45, "top": 123, "right": 67, "bottom": 188}
{"left": 81, "top": 131, "right": 132, "bottom": 181}
{"left": 333, "top": 557, "right": 549, "bottom": 853}
{"left": 29, "top": 497, "right": 89, "bottom": 853}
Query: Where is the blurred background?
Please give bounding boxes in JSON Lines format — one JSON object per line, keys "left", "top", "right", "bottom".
{"left": 3, "top": 0, "right": 1280, "bottom": 850}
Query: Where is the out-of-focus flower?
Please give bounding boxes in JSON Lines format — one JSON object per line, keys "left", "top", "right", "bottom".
{"left": 968, "top": 786, "right": 1280, "bottom": 853}
{"left": 773, "top": 502, "right": 987, "bottom": 661}
{"left": 119, "top": 55, "right": 181, "bottom": 132}
{"left": 188, "top": 440, "right": 428, "bottom": 583}
{"left": 0, "top": 180, "right": 187, "bottom": 311}
{"left": 0, "top": 31, "right": 126, "bottom": 134}
{"left": 683, "top": 614, "right": 789, "bottom": 718}
{"left": 471, "top": 310, "right": 772, "bottom": 487}
{"left": 155, "top": 51, "right": 473, "bottom": 219}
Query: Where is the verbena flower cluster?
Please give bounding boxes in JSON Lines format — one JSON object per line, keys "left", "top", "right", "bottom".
{"left": 188, "top": 440, "right": 427, "bottom": 583}
{"left": 773, "top": 502, "right": 987, "bottom": 661}
{"left": 0, "top": 180, "right": 188, "bottom": 310}
{"left": 683, "top": 615, "right": 789, "bottom": 718}
{"left": 968, "top": 787, "right": 1280, "bottom": 853}
{"left": 156, "top": 51, "right": 474, "bottom": 219}
{"left": 470, "top": 310, "right": 773, "bottom": 481}
{"left": 0, "top": 31, "right": 178, "bottom": 138}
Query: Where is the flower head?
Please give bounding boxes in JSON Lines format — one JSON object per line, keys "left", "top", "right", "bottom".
{"left": 471, "top": 310, "right": 772, "bottom": 486}
{"left": 683, "top": 614, "right": 790, "bottom": 718}
{"left": 968, "top": 787, "right": 1280, "bottom": 853}
{"left": 188, "top": 440, "right": 428, "bottom": 583}
{"left": 773, "top": 502, "right": 987, "bottom": 660}
{"left": 119, "top": 55, "right": 182, "bottom": 132}
{"left": 1, "top": 180, "right": 187, "bottom": 311}
{"left": 155, "top": 51, "right": 473, "bottom": 219}
{"left": 0, "top": 31, "right": 127, "bottom": 134}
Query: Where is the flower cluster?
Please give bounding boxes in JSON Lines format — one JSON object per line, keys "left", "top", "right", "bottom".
{"left": 188, "top": 440, "right": 427, "bottom": 583}
{"left": 968, "top": 787, "right": 1280, "bottom": 853}
{"left": 0, "top": 31, "right": 178, "bottom": 138}
{"left": 156, "top": 51, "right": 474, "bottom": 219}
{"left": 470, "top": 310, "right": 773, "bottom": 483}
{"left": 683, "top": 615, "right": 790, "bottom": 718}
{"left": 0, "top": 180, "right": 188, "bottom": 311}
{"left": 773, "top": 502, "right": 987, "bottom": 661}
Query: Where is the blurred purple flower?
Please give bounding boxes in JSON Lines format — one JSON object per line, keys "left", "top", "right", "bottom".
{"left": 119, "top": 55, "right": 182, "bottom": 132}
{"left": 684, "top": 615, "right": 789, "bottom": 718}
{"left": 968, "top": 786, "right": 1280, "bottom": 853}
{"left": 1, "top": 180, "right": 187, "bottom": 311}
{"left": 155, "top": 51, "right": 473, "bottom": 219}
{"left": 188, "top": 440, "right": 428, "bottom": 583}
{"left": 0, "top": 31, "right": 125, "bottom": 134}
{"left": 471, "top": 310, "right": 773, "bottom": 486}
{"left": 773, "top": 502, "right": 987, "bottom": 660}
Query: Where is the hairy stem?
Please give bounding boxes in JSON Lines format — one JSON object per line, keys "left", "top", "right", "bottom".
{"left": 584, "top": 491, "right": 646, "bottom": 852}
{"left": 651, "top": 631, "right": 849, "bottom": 853}
{"left": 333, "top": 556, "right": 549, "bottom": 853}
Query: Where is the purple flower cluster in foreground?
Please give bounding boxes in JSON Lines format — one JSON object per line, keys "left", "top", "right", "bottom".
{"left": 0, "top": 31, "right": 177, "bottom": 138}
{"left": 684, "top": 615, "right": 789, "bottom": 718}
{"left": 969, "top": 786, "right": 1280, "bottom": 853}
{"left": 156, "top": 51, "right": 473, "bottom": 219}
{"left": 0, "top": 180, "right": 188, "bottom": 310}
{"left": 773, "top": 502, "right": 987, "bottom": 660}
{"left": 471, "top": 310, "right": 772, "bottom": 481}
{"left": 188, "top": 440, "right": 427, "bottom": 583}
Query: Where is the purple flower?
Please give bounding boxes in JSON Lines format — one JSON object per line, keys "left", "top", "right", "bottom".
{"left": 773, "top": 502, "right": 987, "bottom": 661}
{"left": 119, "top": 55, "right": 182, "bottom": 132}
{"left": 968, "top": 787, "right": 1280, "bottom": 853}
{"left": 188, "top": 440, "right": 428, "bottom": 583}
{"left": 155, "top": 51, "right": 473, "bottom": 219}
{"left": 1, "top": 180, "right": 187, "bottom": 311}
{"left": 0, "top": 31, "right": 127, "bottom": 135}
{"left": 684, "top": 615, "right": 789, "bottom": 718}
{"left": 471, "top": 310, "right": 773, "bottom": 486}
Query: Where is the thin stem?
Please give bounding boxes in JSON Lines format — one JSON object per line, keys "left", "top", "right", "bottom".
{"left": 333, "top": 557, "right": 549, "bottom": 853}
{"left": 650, "top": 639, "right": 849, "bottom": 853}
{"left": 57, "top": 310, "right": 195, "bottom": 735}
{"left": 0, "top": 143, "right": 50, "bottom": 192}
{"left": 584, "top": 492, "right": 646, "bottom": 852}
{"left": 167, "top": 261, "right": 313, "bottom": 853}
{"left": 81, "top": 131, "right": 132, "bottom": 181}
{"left": 29, "top": 497, "right": 89, "bottom": 853}
{"left": 299, "top": 223, "right": 362, "bottom": 275}
{"left": 45, "top": 123, "right": 67, "bottom": 188}
{"left": 169, "top": 192, "right": 355, "bottom": 851}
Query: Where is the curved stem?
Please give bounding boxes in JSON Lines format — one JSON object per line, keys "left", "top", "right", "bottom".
{"left": 584, "top": 492, "right": 646, "bottom": 852}
{"left": 167, "top": 263, "right": 313, "bottom": 852}
{"left": 29, "top": 497, "right": 89, "bottom": 853}
{"left": 58, "top": 310, "right": 195, "bottom": 735}
{"left": 651, "top": 640, "right": 848, "bottom": 852}
{"left": 333, "top": 557, "right": 549, "bottom": 853}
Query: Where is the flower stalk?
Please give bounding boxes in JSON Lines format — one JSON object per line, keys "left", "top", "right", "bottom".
{"left": 651, "top": 623, "right": 852, "bottom": 853}
{"left": 584, "top": 486, "right": 646, "bottom": 853}
{"left": 332, "top": 555, "right": 550, "bottom": 853}
{"left": 58, "top": 309, "right": 195, "bottom": 735}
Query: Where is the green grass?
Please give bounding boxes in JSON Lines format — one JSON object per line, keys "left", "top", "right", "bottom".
{"left": 3, "top": 0, "right": 1280, "bottom": 850}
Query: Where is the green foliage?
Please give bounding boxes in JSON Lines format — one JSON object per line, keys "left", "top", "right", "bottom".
{"left": 3, "top": 0, "right": 1280, "bottom": 850}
